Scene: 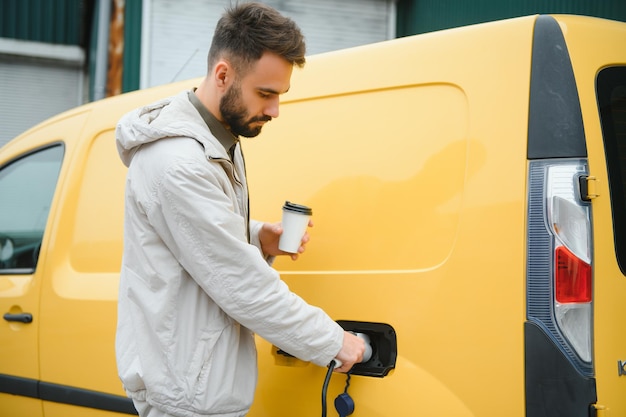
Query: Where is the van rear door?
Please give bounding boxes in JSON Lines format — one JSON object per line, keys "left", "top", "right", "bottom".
{"left": 594, "top": 65, "right": 626, "bottom": 414}
{"left": 564, "top": 15, "right": 626, "bottom": 415}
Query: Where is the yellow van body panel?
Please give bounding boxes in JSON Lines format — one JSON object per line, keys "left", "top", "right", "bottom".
{"left": 0, "top": 13, "right": 625, "bottom": 417}
{"left": 246, "top": 15, "right": 535, "bottom": 416}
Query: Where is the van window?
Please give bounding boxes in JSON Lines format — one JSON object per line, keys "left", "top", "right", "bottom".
{"left": 0, "top": 145, "right": 64, "bottom": 273}
{"left": 597, "top": 66, "right": 626, "bottom": 275}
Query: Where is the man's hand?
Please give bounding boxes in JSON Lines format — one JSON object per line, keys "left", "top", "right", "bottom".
{"left": 258, "top": 220, "right": 313, "bottom": 260}
{"left": 334, "top": 331, "right": 367, "bottom": 373}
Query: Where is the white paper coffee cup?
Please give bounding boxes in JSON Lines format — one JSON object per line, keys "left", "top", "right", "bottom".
{"left": 278, "top": 201, "right": 312, "bottom": 253}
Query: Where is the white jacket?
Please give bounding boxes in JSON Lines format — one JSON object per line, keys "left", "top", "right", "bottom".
{"left": 115, "top": 90, "right": 344, "bottom": 417}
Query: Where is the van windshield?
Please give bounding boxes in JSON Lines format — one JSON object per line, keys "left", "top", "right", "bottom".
{"left": 597, "top": 66, "right": 626, "bottom": 275}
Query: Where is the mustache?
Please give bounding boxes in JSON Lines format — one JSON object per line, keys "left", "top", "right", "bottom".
{"left": 249, "top": 115, "right": 272, "bottom": 123}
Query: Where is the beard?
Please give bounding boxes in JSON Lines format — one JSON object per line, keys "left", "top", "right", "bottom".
{"left": 220, "top": 83, "right": 271, "bottom": 138}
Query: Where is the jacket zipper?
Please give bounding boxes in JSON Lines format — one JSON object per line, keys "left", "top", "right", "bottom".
{"left": 209, "top": 155, "right": 250, "bottom": 243}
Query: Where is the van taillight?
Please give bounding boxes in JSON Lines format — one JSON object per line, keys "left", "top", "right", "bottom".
{"left": 527, "top": 159, "right": 593, "bottom": 374}
{"left": 555, "top": 245, "right": 592, "bottom": 303}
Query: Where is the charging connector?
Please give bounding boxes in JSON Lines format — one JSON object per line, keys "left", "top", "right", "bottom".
{"left": 332, "top": 332, "right": 373, "bottom": 369}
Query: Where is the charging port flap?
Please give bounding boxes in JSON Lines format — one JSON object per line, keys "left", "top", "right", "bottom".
{"left": 336, "top": 320, "right": 397, "bottom": 378}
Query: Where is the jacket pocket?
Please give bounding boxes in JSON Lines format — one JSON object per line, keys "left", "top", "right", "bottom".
{"left": 183, "top": 325, "right": 223, "bottom": 400}
{"left": 188, "top": 323, "right": 257, "bottom": 414}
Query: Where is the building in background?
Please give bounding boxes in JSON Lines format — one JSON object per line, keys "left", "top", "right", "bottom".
{"left": 0, "top": 0, "right": 397, "bottom": 147}
{"left": 1, "top": 0, "right": 625, "bottom": 147}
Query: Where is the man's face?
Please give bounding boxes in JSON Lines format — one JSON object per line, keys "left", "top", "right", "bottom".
{"left": 219, "top": 81, "right": 267, "bottom": 138}
{"left": 219, "top": 52, "right": 293, "bottom": 138}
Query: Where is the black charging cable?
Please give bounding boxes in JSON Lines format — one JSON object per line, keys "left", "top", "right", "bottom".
{"left": 322, "top": 360, "right": 337, "bottom": 417}
{"left": 322, "top": 332, "right": 373, "bottom": 417}
{"left": 322, "top": 360, "right": 356, "bottom": 417}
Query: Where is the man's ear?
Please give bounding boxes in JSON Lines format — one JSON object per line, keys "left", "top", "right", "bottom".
{"left": 214, "top": 60, "right": 231, "bottom": 89}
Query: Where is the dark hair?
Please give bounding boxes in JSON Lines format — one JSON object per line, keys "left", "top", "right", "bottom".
{"left": 207, "top": 2, "right": 306, "bottom": 75}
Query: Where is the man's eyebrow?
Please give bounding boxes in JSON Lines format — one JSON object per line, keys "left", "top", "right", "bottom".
{"left": 258, "top": 86, "right": 290, "bottom": 95}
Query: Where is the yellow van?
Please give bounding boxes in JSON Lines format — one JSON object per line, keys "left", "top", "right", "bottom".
{"left": 1, "top": 13, "right": 625, "bottom": 417}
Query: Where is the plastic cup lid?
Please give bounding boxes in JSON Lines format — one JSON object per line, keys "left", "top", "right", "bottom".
{"left": 283, "top": 201, "right": 312, "bottom": 215}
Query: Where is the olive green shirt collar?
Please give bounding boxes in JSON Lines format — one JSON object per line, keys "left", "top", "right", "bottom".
{"left": 188, "top": 89, "right": 238, "bottom": 157}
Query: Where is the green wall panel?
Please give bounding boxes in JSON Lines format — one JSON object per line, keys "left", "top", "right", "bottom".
{"left": 397, "top": 0, "right": 626, "bottom": 36}
{"left": 122, "top": 0, "right": 142, "bottom": 93}
{"left": 0, "top": 0, "right": 89, "bottom": 45}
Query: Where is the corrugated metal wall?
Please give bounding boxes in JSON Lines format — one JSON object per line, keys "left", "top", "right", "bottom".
{"left": 0, "top": 0, "right": 88, "bottom": 147}
{"left": 397, "top": 0, "right": 626, "bottom": 36}
{"left": 0, "top": 0, "right": 89, "bottom": 45}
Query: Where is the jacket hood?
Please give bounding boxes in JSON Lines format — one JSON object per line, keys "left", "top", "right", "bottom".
{"left": 116, "top": 90, "right": 224, "bottom": 167}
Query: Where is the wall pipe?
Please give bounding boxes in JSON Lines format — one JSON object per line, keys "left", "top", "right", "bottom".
{"left": 93, "top": 0, "right": 111, "bottom": 101}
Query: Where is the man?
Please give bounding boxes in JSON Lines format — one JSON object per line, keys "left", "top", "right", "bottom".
{"left": 115, "top": 3, "right": 365, "bottom": 416}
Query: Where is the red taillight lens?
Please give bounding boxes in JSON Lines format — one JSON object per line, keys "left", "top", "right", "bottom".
{"left": 555, "top": 245, "right": 592, "bottom": 303}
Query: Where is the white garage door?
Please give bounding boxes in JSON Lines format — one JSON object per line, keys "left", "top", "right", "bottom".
{"left": 142, "top": 0, "right": 395, "bottom": 88}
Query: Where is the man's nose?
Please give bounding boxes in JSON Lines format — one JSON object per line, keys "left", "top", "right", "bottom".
{"left": 264, "top": 97, "right": 280, "bottom": 118}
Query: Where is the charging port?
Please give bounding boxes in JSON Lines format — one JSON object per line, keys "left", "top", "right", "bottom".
{"left": 336, "top": 320, "right": 397, "bottom": 377}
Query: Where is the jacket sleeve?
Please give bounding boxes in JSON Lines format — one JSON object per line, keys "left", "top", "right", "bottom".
{"left": 249, "top": 219, "right": 275, "bottom": 265}
{"left": 149, "top": 157, "right": 343, "bottom": 367}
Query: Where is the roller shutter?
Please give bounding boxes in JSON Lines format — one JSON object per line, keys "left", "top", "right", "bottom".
{"left": 142, "top": 0, "right": 394, "bottom": 88}
{"left": 0, "top": 40, "right": 84, "bottom": 148}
